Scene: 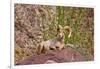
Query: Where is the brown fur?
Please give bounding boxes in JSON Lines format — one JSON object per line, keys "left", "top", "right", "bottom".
{"left": 36, "top": 25, "right": 72, "bottom": 54}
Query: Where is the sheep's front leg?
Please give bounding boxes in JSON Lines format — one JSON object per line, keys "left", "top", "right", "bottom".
{"left": 50, "top": 46, "right": 57, "bottom": 51}
{"left": 58, "top": 45, "right": 64, "bottom": 51}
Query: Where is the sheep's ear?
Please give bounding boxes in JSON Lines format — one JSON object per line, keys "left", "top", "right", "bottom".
{"left": 57, "top": 25, "right": 62, "bottom": 32}
{"left": 57, "top": 25, "right": 62, "bottom": 34}
{"left": 58, "top": 25, "right": 62, "bottom": 29}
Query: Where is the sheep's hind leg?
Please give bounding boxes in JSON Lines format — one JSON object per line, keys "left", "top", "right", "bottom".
{"left": 37, "top": 44, "right": 43, "bottom": 55}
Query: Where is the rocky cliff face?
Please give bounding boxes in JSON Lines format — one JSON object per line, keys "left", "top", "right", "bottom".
{"left": 14, "top": 4, "right": 57, "bottom": 64}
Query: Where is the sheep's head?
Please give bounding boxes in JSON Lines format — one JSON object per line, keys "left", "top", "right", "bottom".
{"left": 57, "top": 25, "right": 64, "bottom": 39}
{"left": 57, "top": 25, "right": 72, "bottom": 39}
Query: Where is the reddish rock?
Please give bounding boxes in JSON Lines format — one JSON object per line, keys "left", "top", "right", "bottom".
{"left": 16, "top": 47, "right": 93, "bottom": 65}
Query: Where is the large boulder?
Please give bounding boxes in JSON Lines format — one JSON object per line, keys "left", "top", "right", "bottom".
{"left": 16, "top": 46, "right": 93, "bottom": 65}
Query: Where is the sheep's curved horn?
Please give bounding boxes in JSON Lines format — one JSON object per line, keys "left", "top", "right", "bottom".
{"left": 64, "top": 26, "right": 72, "bottom": 38}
